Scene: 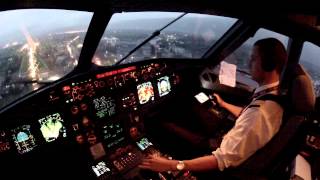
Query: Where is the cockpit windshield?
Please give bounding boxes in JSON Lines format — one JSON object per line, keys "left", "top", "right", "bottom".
{"left": 0, "top": 10, "right": 237, "bottom": 110}
{"left": 0, "top": 9, "right": 93, "bottom": 109}
{"left": 93, "top": 12, "right": 237, "bottom": 66}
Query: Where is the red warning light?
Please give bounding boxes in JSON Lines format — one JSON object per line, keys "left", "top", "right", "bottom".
{"left": 63, "top": 86, "right": 71, "bottom": 91}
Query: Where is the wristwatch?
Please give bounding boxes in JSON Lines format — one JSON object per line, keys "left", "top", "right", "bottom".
{"left": 176, "top": 160, "right": 185, "bottom": 171}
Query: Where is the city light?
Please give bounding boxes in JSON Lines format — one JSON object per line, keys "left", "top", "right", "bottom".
{"left": 21, "top": 26, "right": 40, "bottom": 91}
{"left": 67, "top": 35, "right": 80, "bottom": 59}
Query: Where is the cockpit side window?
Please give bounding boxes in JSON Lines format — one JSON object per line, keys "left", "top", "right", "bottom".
{"left": 299, "top": 42, "right": 320, "bottom": 97}
{"left": 219, "top": 28, "right": 289, "bottom": 89}
{"left": 0, "top": 9, "right": 93, "bottom": 109}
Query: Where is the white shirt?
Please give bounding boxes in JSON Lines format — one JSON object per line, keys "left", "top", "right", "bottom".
{"left": 212, "top": 81, "right": 283, "bottom": 171}
{"left": 253, "top": 81, "right": 280, "bottom": 97}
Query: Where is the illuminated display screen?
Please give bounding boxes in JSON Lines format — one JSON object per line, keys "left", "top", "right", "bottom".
{"left": 92, "top": 161, "right": 111, "bottom": 177}
{"left": 102, "top": 122, "right": 124, "bottom": 148}
{"left": 157, "top": 76, "right": 171, "bottom": 97}
{"left": 0, "top": 130, "right": 11, "bottom": 153}
{"left": 93, "top": 96, "right": 116, "bottom": 118}
{"left": 12, "top": 125, "right": 36, "bottom": 154}
{"left": 137, "top": 82, "right": 154, "bottom": 104}
{"left": 136, "top": 137, "right": 153, "bottom": 151}
{"left": 39, "top": 113, "right": 66, "bottom": 142}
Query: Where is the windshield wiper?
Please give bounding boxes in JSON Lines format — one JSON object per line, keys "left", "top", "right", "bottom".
{"left": 114, "top": 12, "right": 188, "bottom": 66}
{"left": 8, "top": 79, "right": 54, "bottom": 85}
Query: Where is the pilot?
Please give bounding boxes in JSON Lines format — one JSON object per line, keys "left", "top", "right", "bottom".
{"left": 139, "top": 38, "right": 287, "bottom": 173}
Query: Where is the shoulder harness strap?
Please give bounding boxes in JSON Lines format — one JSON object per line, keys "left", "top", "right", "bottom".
{"left": 256, "top": 94, "right": 284, "bottom": 108}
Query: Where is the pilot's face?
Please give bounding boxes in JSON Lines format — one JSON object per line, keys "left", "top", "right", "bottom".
{"left": 250, "top": 46, "right": 263, "bottom": 83}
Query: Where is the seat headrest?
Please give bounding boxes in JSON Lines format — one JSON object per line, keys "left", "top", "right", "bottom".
{"left": 290, "top": 64, "right": 316, "bottom": 113}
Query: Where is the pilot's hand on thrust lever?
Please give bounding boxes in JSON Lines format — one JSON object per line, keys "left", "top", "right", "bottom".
{"left": 139, "top": 155, "right": 176, "bottom": 172}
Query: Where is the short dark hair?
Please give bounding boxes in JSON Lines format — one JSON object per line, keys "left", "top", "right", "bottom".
{"left": 254, "top": 38, "right": 287, "bottom": 73}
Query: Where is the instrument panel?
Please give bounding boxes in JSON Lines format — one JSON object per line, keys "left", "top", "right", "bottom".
{"left": 0, "top": 61, "right": 195, "bottom": 179}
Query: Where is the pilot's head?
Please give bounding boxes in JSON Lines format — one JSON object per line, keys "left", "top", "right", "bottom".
{"left": 250, "top": 38, "right": 287, "bottom": 83}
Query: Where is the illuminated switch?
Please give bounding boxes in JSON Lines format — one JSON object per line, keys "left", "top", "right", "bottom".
{"left": 310, "top": 136, "right": 315, "bottom": 143}
{"left": 71, "top": 106, "right": 79, "bottom": 115}
{"left": 72, "top": 124, "right": 79, "bottom": 131}
{"left": 134, "top": 116, "right": 139, "bottom": 122}
{"left": 80, "top": 103, "right": 88, "bottom": 111}
{"left": 99, "top": 81, "right": 105, "bottom": 88}
{"left": 183, "top": 171, "right": 190, "bottom": 177}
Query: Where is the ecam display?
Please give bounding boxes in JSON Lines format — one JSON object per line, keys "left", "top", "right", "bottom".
{"left": 157, "top": 76, "right": 171, "bottom": 97}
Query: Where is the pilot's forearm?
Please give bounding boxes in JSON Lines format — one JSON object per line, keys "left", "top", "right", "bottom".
{"left": 221, "top": 101, "right": 243, "bottom": 117}
{"left": 183, "top": 155, "right": 218, "bottom": 171}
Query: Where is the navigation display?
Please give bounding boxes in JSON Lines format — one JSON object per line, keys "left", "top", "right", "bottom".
{"left": 93, "top": 96, "right": 116, "bottom": 118}
{"left": 157, "top": 76, "right": 171, "bottom": 97}
{"left": 0, "top": 130, "right": 11, "bottom": 153}
{"left": 12, "top": 125, "right": 37, "bottom": 154}
{"left": 137, "top": 82, "right": 154, "bottom": 104}
{"left": 39, "top": 113, "right": 66, "bottom": 142}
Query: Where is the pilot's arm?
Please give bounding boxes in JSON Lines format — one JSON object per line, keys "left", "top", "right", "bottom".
{"left": 140, "top": 98, "right": 282, "bottom": 172}
{"left": 139, "top": 155, "right": 219, "bottom": 172}
{"left": 213, "top": 93, "right": 243, "bottom": 117}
